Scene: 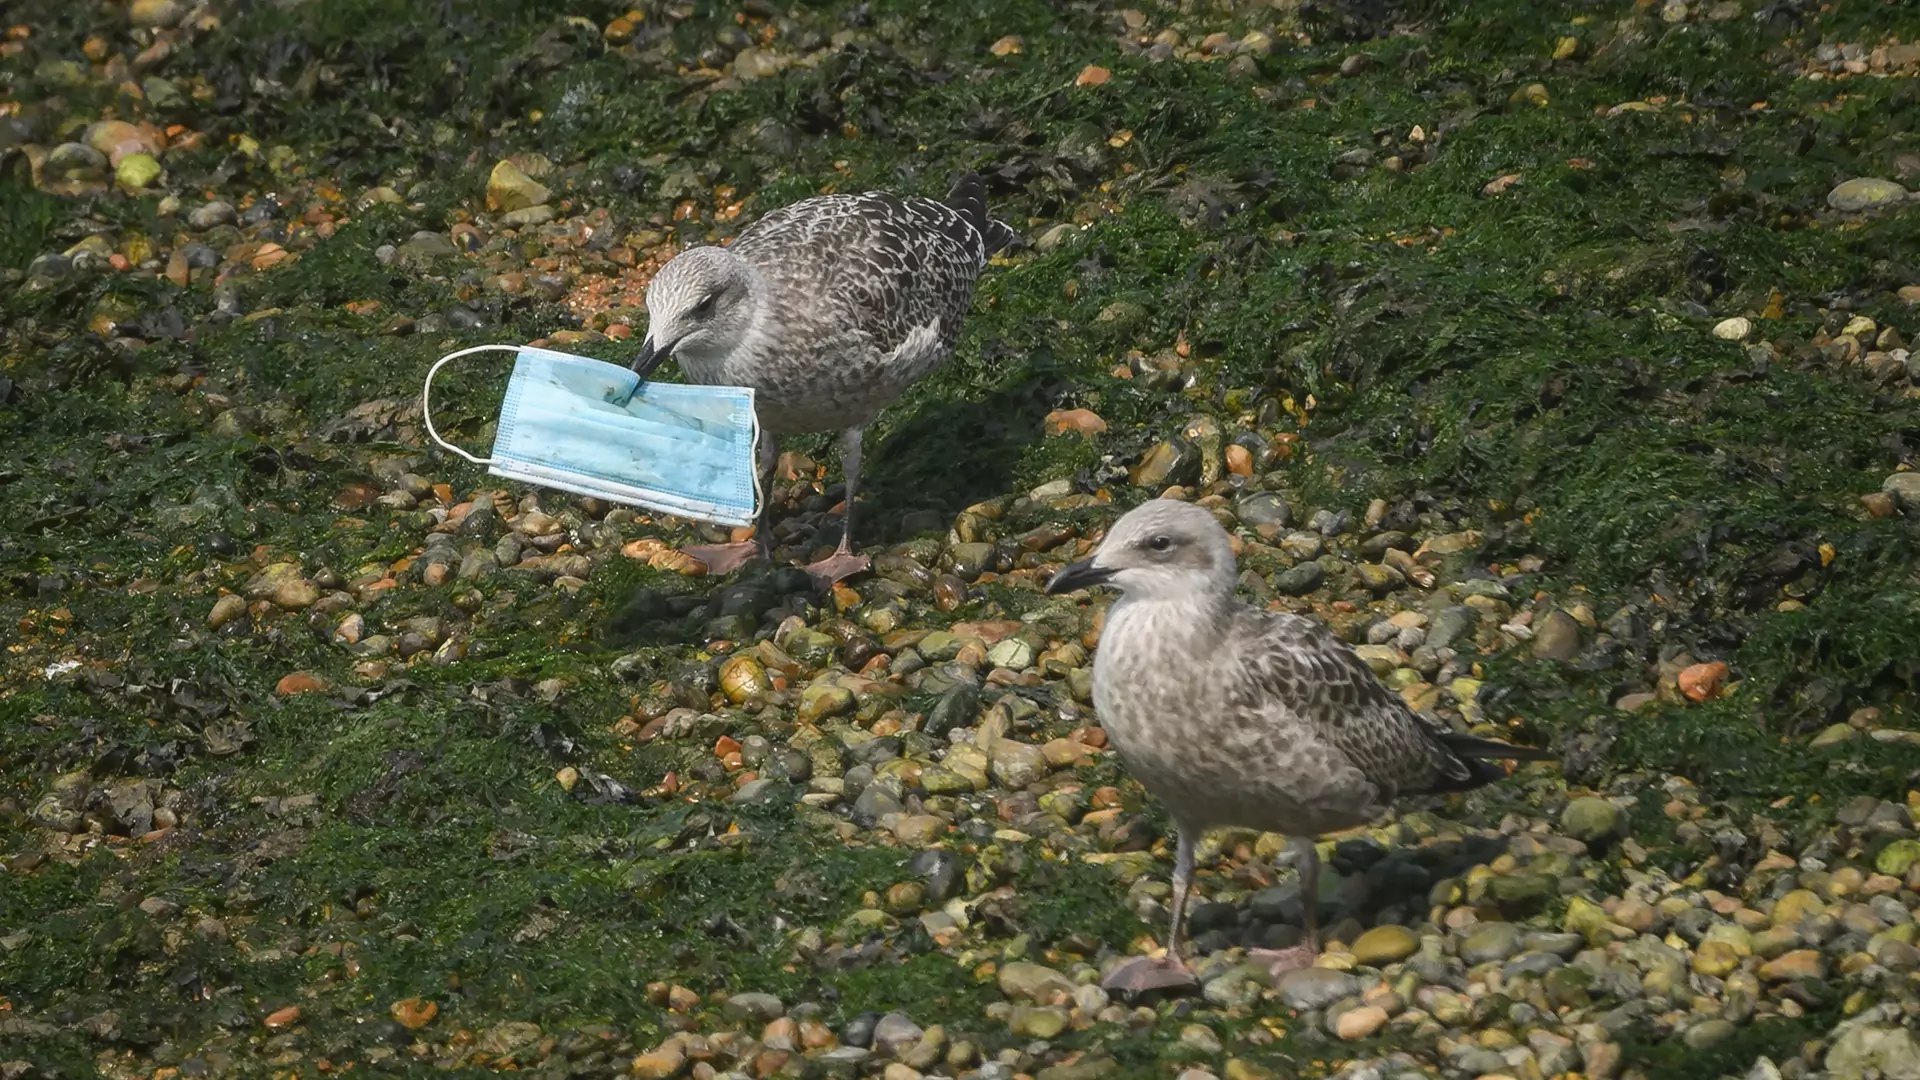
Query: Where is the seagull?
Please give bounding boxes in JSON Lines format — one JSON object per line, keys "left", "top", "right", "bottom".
{"left": 1045, "top": 499, "right": 1556, "bottom": 994}
{"left": 632, "top": 172, "right": 1017, "bottom": 587}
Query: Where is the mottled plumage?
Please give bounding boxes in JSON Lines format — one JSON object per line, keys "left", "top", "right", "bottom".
{"left": 1047, "top": 499, "right": 1554, "bottom": 993}
{"left": 634, "top": 173, "right": 1016, "bottom": 583}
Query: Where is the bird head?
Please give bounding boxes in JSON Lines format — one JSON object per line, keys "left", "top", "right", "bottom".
{"left": 632, "top": 246, "right": 757, "bottom": 379}
{"left": 1045, "top": 498, "right": 1237, "bottom": 602}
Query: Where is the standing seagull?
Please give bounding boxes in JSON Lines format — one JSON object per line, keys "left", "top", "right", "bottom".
{"left": 631, "top": 172, "right": 1018, "bottom": 586}
{"left": 1046, "top": 500, "right": 1555, "bottom": 994}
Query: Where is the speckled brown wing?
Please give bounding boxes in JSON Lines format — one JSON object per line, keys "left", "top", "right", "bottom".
{"left": 1226, "top": 609, "right": 1477, "bottom": 802}
{"left": 729, "top": 189, "right": 990, "bottom": 373}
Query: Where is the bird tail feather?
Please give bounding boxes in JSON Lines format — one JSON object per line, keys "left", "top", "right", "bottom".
{"left": 946, "top": 170, "right": 1019, "bottom": 256}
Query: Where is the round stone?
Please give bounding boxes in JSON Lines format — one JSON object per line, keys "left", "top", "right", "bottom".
{"left": 1237, "top": 492, "right": 1290, "bottom": 528}
{"left": 997, "top": 961, "right": 1075, "bottom": 1003}
{"left": 1458, "top": 921, "right": 1525, "bottom": 965}
{"left": 1828, "top": 177, "right": 1909, "bottom": 212}
{"left": 1351, "top": 924, "right": 1419, "bottom": 966}
{"left": 1272, "top": 562, "right": 1324, "bottom": 596}
{"left": 1711, "top": 316, "right": 1751, "bottom": 341}
{"left": 45, "top": 142, "right": 107, "bottom": 182}
{"left": 1684, "top": 1019, "right": 1737, "bottom": 1051}
{"left": 986, "top": 638, "right": 1034, "bottom": 670}
{"left": 1876, "top": 839, "right": 1920, "bottom": 878}
{"left": 1883, "top": 473, "right": 1920, "bottom": 515}
{"left": 1273, "top": 967, "right": 1360, "bottom": 1011}
{"left": 1333, "top": 1004, "right": 1387, "bottom": 1040}
{"left": 1560, "top": 796, "right": 1623, "bottom": 843}
{"left": 115, "top": 153, "right": 162, "bottom": 189}
{"left": 722, "top": 992, "right": 785, "bottom": 1022}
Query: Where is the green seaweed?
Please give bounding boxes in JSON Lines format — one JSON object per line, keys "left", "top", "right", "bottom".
{"left": 6, "top": 0, "right": 1920, "bottom": 1073}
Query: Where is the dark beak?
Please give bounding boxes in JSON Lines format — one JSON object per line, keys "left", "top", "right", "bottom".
{"left": 631, "top": 335, "right": 671, "bottom": 379}
{"left": 1046, "top": 558, "right": 1115, "bottom": 595}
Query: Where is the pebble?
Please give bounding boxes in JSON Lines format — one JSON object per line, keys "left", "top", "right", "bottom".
{"left": 129, "top": 0, "right": 184, "bottom": 26}
{"left": 988, "top": 739, "right": 1050, "bottom": 788}
{"left": 1883, "top": 472, "right": 1920, "bottom": 514}
{"left": 630, "top": 1043, "right": 686, "bottom": 1079}
{"left": 997, "top": 961, "right": 1075, "bottom": 1003}
{"left": 1334, "top": 1004, "right": 1388, "bottom": 1040}
{"left": 1713, "top": 316, "right": 1752, "bottom": 341}
{"left": 1008, "top": 1005, "right": 1070, "bottom": 1038}
{"left": 1828, "top": 177, "right": 1909, "bottom": 212}
{"left": 1459, "top": 922, "right": 1526, "bottom": 965}
{"left": 115, "top": 154, "right": 161, "bottom": 189}
{"left": 1272, "top": 562, "right": 1324, "bottom": 596}
{"left": 189, "top": 200, "right": 238, "bottom": 230}
{"left": 1876, "top": 839, "right": 1920, "bottom": 877}
{"left": 1274, "top": 968, "right": 1360, "bottom": 1011}
{"left": 244, "top": 563, "right": 319, "bottom": 610}
{"left": 1757, "top": 949, "right": 1826, "bottom": 981}
{"left": 44, "top": 142, "right": 108, "bottom": 184}
{"left": 1678, "top": 660, "right": 1730, "bottom": 702}
{"left": 1131, "top": 438, "right": 1199, "bottom": 488}
{"left": 207, "top": 594, "right": 248, "bottom": 629}
{"left": 487, "top": 159, "right": 552, "bottom": 212}
{"left": 1179, "top": 1024, "right": 1223, "bottom": 1055}
{"left": 871, "top": 1012, "right": 924, "bottom": 1057}
{"left": 1560, "top": 797, "right": 1622, "bottom": 843}
{"left": 722, "top": 992, "right": 785, "bottom": 1022}
{"left": 798, "top": 683, "right": 855, "bottom": 723}
{"left": 1351, "top": 924, "right": 1420, "bottom": 965}
{"left": 396, "top": 231, "right": 459, "bottom": 267}
{"left": 1826, "top": 1021, "right": 1920, "bottom": 1079}
{"left": 1044, "top": 408, "right": 1107, "bottom": 437}
{"left": 987, "top": 638, "right": 1035, "bottom": 669}
{"left": 1530, "top": 608, "right": 1581, "bottom": 660}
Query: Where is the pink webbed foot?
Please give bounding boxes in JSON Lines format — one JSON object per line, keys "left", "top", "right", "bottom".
{"left": 1100, "top": 954, "right": 1200, "bottom": 996}
{"left": 681, "top": 541, "right": 764, "bottom": 576}
{"left": 803, "top": 550, "right": 870, "bottom": 589}
{"left": 1248, "top": 944, "right": 1318, "bottom": 980}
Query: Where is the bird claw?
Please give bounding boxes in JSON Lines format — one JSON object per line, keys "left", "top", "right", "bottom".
{"left": 1099, "top": 954, "right": 1199, "bottom": 997}
{"left": 681, "top": 541, "right": 764, "bottom": 576}
{"left": 804, "top": 551, "right": 869, "bottom": 589}
{"left": 1248, "top": 945, "right": 1318, "bottom": 979}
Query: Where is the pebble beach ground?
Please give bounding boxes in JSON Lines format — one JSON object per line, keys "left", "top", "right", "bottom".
{"left": 4, "top": 1, "right": 1920, "bottom": 1078}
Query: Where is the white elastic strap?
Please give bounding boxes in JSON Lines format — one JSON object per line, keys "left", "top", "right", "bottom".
{"left": 749, "top": 418, "right": 764, "bottom": 522}
{"left": 422, "top": 344, "right": 533, "bottom": 465}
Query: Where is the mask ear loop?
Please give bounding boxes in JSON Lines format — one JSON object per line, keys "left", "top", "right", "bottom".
{"left": 748, "top": 400, "right": 764, "bottom": 524}
{"left": 421, "top": 344, "right": 524, "bottom": 465}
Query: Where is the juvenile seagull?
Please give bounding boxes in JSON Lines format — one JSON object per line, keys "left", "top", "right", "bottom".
{"left": 632, "top": 172, "right": 1018, "bottom": 586}
{"left": 1046, "top": 499, "right": 1555, "bottom": 994}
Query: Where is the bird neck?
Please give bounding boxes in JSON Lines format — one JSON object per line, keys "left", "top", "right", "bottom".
{"left": 1110, "top": 587, "right": 1235, "bottom": 651}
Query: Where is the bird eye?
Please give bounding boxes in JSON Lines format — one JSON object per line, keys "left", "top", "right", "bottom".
{"left": 1147, "top": 535, "right": 1172, "bottom": 552}
{"left": 692, "top": 293, "right": 718, "bottom": 317}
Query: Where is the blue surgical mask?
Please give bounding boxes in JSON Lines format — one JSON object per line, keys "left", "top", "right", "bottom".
{"left": 421, "top": 344, "right": 761, "bottom": 527}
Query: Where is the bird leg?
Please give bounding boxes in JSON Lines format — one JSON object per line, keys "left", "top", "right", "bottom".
{"left": 683, "top": 434, "right": 780, "bottom": 575}
{"left": 1102, "top": 822, "right": 1201, "bottom": 996}
{"left": 804, "top": 426, "right": 871, "bottom": 588}
{"left": 1249, "top": 836, "right": 1321, "bottom": 978}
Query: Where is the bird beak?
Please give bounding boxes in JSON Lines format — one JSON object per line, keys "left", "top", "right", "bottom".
{"left": 1046, "top": 558, "right": 1115, "bottom": 595}
{"left": 631, "top": 334, "right": 672, "bottom": 379}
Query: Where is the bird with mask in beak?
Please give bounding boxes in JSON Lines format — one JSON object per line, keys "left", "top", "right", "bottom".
{"left": 1046, "top": 498, "right": 1557, "bottom": 995}
{"left": 632, "top": 172, "right": 1017, "bottom": 588}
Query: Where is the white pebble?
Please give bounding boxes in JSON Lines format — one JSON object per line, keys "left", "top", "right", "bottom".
{"left": 1712, "top": 316, "right": 1751, "bottom": 341}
